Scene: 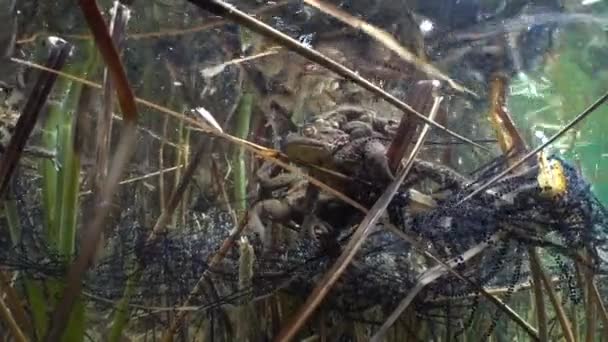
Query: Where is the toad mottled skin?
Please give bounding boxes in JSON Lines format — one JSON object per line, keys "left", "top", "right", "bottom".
{"left": 284, "top": 118, "right": 349, "bottom": 171}
{"left": 250, "top": 116, "right": 394, "bottom": 249}
{"left": 284, "top": 117, "right": 394, "bottom": 185}
{"left": 249, "top": 165, "right": 339, "bottom": 251}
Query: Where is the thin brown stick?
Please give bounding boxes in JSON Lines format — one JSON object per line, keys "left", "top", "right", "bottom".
{"left": 159, "top": 115, "right": 169, "bottom": 211}
{"left": 79, "top": 0, "right": 137, "bottom": 123}
{"left": 174, "top": 109, "right": 188, "bottom": 228}
{"left": 94, "top": 1, "right": 129, "bottom": 198}
{"left": 589, "top": 280, "right": 608, "bottom": 338}
{"left": 571, "top": 295, "right": 580, "bottom": 342}
{"left": 160, "top": 215, "right": 249, "bottom": 341}
{"left": 186, "top": 0, "right": 489, "bottom": 151}
{"left": 0, "top": 272, "right": 31, "bottom": 335}
{"left": 80, "top": 165, "right": 184, "bottom": 196}
{"left": 529, "top": 249, "right": 549, "bottom": 341}
{"left": 487, "top": 73, "right": 528, "bottom": 158}
{"left": 584, "top": 253, "right": 597, "bottom": 342}
{"left": 532, "top": 251, "right": 576, "bottom": 342}
{"left": 302, "top": 0, "right": 473, "bottom": 96}
{"left": 427, "top": 276, "right": 562, "bottom": 302}
{"left": 10, "top": 56, "right": 284, "bottom": 155}
{"left": 0, "top": 294, "right": 26, "bottom": 342}
{"left": 89, "top": 2, "right": 130, "bottom": 267}
{"left": 211, "top": 157, "right": 238, "bottom": 226}
{"left": 146, "top": 140, "right": 209, "bottom": 243}
{"left": 15, "top": 0, "right": 290, "bottom": 44}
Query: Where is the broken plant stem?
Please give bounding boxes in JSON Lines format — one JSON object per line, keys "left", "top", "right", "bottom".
{"left": 0, "top": 271, "right": 31, "bottom": 336}
{"left": 387, "top": 80, "right": 437, "bottom": 172}
{"left": 95, "top": 0, "right": 130, "bottom": 198}
{"left": 302, "top": 0, "right": 474, "bottom": 96}
{"left": 0, "top": 294, "right": 26, "bottom": 342}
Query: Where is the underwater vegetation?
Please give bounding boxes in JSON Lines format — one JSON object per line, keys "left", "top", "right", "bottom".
{"left": 0, "top": 0, "right": 607, "bottom": 341}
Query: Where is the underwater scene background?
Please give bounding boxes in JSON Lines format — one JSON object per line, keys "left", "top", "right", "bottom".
{"left": 0, "top": 0, "right": 607, "bottom": 341}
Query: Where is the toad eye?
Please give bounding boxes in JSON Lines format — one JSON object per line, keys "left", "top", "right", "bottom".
{"left": 302, "top": 125, "right": 317, "bottom": 137}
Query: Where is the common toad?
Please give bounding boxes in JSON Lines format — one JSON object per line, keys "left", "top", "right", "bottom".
{"left": 249, "top": 115, "right": 396, "bottom": 250}
{"left": 249, "top": 160, "right": 338, "bottom": 251}
{"left": 284, "top": 116, "right": 395, "bottom": 186}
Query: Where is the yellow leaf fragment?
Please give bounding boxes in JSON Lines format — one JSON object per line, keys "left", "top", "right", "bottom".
{"left": 537, "top": 152, "right": 568, "bottom": 198}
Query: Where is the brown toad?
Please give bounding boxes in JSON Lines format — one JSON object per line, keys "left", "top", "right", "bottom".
{"left": 248, "top": 116, "right": 395, "bottom": 250}
{"left": 284, "top": 116, "right": 395, "bottom": 186}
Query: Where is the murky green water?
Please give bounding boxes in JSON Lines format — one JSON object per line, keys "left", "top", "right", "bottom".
{"left": 508, "top": 2, "right": 608, "bottom": 202}
{"left": 1, "top": 1, "right": 607, "bottom": 340}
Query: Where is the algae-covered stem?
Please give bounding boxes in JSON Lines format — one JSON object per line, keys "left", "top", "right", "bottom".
{"left": 233, "top": 93, "right": 253, "bottom": 214}
{"left": 0, "top": 39, "right": 71, "bottom": 197}
{"left": 44, "top": 0, "right": 140, "bottom": 340}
